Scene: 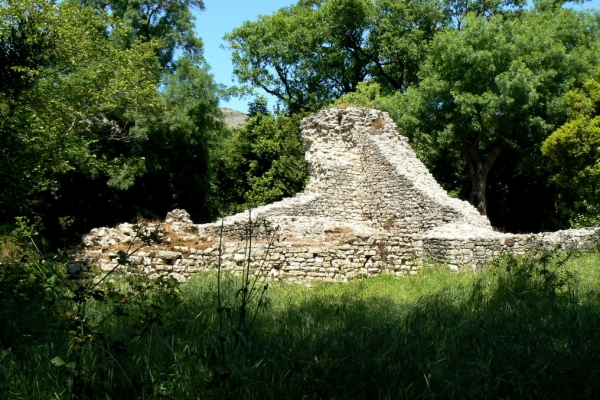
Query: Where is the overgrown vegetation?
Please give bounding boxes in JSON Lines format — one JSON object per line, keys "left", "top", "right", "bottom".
{"left": 2, "top": 234, "right": 600, "bottom": 398}
{"left": 3, "top": 0, "right": 600, "bottom": 242}
{"left": 3, "top": 0, "right": 600, "bottom": 396}
{"left": 542, "top": 65, "right": 600, "bottom": 227}
{"left": 0, "top": 0, "right": 226, "bottom": 245}
{"left": 212, "top": 112, "right": 309, "bottom": 214}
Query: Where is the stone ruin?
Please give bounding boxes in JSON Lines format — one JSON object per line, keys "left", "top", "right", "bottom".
{"left": 81, "top": 107, "right": 600, "bottom": 283}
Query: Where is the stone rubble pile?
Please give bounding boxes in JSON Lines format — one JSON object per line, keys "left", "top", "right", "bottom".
{"left": 80, "top": 107, "right": 600, "bottom": 282}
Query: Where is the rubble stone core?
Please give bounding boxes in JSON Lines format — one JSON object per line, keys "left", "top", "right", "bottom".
{"left": 81, "top": 108, "right": 599, "bottom": 283}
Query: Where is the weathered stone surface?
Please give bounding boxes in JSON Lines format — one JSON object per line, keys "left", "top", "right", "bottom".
{"left": 156, "top": 251, "right": 182, "bottom": 260}
{"left": 165, "top": 209, "right": 193, "bottom": 224}
{"left": 80, "top": 107, "right": 600, "bottom": 282}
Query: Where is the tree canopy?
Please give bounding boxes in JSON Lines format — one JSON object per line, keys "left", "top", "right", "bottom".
{"left": 332, "top": 3, "right": 600, "bottom": 230}
{"left": 212, "top": 112, "right": 309, "bottom": 214}
{"left": 224, "top": 0, "right": 529, "bottom": 113}
{"left": 397, "top": 8, "right": 600, "bottom": 217}
{"left": 0, "top": 0, "right": 225, "bottom": 242}
{"left": 78, "top": 0, "right": 205, "bottom": 68}
{"left": 542, "top": 67, "right": 600, "bottom": 226}
{"left": 1, "top": 0, "right": 160, "bottom": 221}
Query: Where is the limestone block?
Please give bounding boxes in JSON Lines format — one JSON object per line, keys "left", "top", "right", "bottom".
{"left": 286, "top": 263, "right": 301, "bottom": 270}
{"left": 156, "top": 251, "right": 182, "bottom": 260}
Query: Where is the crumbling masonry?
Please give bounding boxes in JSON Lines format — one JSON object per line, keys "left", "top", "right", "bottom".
{"left": 81, "top": 107, "right": 600, "bottom": 283}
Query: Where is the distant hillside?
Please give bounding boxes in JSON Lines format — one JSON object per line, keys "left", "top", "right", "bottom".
{"left": 220, "top": 108, "right": 248, "bottom": 128}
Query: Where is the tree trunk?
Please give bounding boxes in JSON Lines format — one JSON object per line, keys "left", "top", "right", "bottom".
{"left": 468, "top": 144, "right": 502, "bottom": 215}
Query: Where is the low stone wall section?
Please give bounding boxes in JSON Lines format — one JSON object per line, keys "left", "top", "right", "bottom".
{"left": 423, "top": 223, "right": 600, "bottom": 270}
{"left": 80, "top": 212, "right": 600, "bottom": 283}
{"left": 86, "top": 235, "right": 422, "bottom": 284}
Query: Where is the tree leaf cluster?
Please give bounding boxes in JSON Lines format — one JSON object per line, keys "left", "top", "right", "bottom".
{"left": 542, "top": 67, "right": 600, "bottom": 226}
{"left": 80, "top": 0, "right": 205, "bottom": 69}
{"left": 330, "top": 3, "right": 600, "bottom": 231}
{"left": 225, "top": 0, "right": 529, "bottom": 114}
{"left": 212, "top": 112, "right": 309, "bottom": 214}
{"left": 0, "top": 0, "right": 226, "bottom": 243}
{"left": 399, "top": 8, "right": 599, "bottom": 221}
{"left": 1, "top": 0, "right": 160, "bottom": 225}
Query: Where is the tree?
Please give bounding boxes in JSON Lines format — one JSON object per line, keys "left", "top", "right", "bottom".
{"left": 395, "top": 8, "right": 600, "bottom": 219}
{"left": 366, "top": 0, "right": 445, "bottom": 92}
{"left": 224, "top": 0, "right": 432, "bottom": 112}
{"left": 225, "top": 0, "right": 528, "bottom": 113}
{"left": 1, "top": 0, "right": 226, "bottom": 242}
{"left": 542, "top": 68, "right": 600, "bottom": 226}
{"left": 129, "top": 54, "right": 224, "bottom": 222}
{"left": 248, "top": 96, "right": 270, "bottom": 117}
{"left": 0, "top": 1, "right": 160, "bottom": 226}
{"left": 441, "top": 0, "right": 527, "bottom": 28}
{"left": 225, "top": 0, "right": 368, "bottom": 112}
{"left": 1, "top": 0, "right": 58, "bottom": 221}
{"left": 212, "top": 113, "right": 309, "bottom": 213}
{"left": 0, "top": 0, "right": 57, "bottom": 107}
{"left": 78, "top": 0, "right": 205, "bottom": 68}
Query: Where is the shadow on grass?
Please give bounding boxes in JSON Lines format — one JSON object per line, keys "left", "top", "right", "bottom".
{"left": 2, "top": 253, "right": 600, "bottom": 399}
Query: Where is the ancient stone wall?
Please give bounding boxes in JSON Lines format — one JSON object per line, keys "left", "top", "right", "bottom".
{"left": 80, "top": 108, "right": 600, "bottom": 282}
{"left": 194, "top": 108, "right": 490, "bottom": 240}
{"left": 81, "top": 210, "right": 599, "bottom": 283}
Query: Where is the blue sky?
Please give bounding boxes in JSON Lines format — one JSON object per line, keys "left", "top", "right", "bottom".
{"left": 193, "top": 0, "right": 600, "bottom": 113}
{"left": 194, "top": 1, "right": 296, "bottom": 112}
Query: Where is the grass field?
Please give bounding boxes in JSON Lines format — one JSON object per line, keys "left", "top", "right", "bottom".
{"left": 1, "top": 250, "right": 600, "bottom": 399}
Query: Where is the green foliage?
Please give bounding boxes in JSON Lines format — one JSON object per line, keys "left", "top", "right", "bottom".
{"left": 334, "top": 81, "right": 384, "bottom": 107}
{"left": 42, "top": 58, "right": 224, "bottom": 238}
{"left": 3, "top": 248, "right": 600, "bottom": 398}
{"left": 225, "top": 0, "right": 529, "bottom": 113}
{"left": 0, "top": 0, "right": 227, "bottom": 241}
{"left": 209, "top": 215, "right": 280, "bottom": 391}
{"left": 542, "top": 68, "right": 600, "bottom": 226}
{"left": 213, "top": 113, "right": 309, "bottom": 213}
{"left": 225, "top": 0, "right": 368, "bottom": 112}
{"left": 405, "top": 8, "right": 599, "bottom": 217}
{"left": 0, "top": 0, "right": 57, "bottom": 103}
{"left": 224, "top": 0, "right": 402, "bottom": 112}
{"left": 127, "top": 54, "right": 225, "bottom": 222}
{"left": 247, "top": 96, "right": 270, "bottom": 117}
{"left": 0, "top": 219, "right": 184, "bottom": 398}
{"left": 338, "top": 7, "right": 600, "bottom": 230}
{"left": 0, "top": 0, "right": 160, "bottom": 226}
{"left": 78, "top": 0, "right": 205, "bottom": 68}
{"left": 368, "top": 0, "right": 446, "bottom": 89}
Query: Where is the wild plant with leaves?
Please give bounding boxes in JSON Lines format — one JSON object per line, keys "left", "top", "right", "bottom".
{"left": 207, "top": 212, "right": 280, "bottom": 394}
{"left": 0, "top": 218, "right": 185, "bottom": 399}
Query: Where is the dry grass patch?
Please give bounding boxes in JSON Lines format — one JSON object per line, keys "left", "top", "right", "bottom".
{"left": 196, "top": 240, "right": 216, "bottom": 250}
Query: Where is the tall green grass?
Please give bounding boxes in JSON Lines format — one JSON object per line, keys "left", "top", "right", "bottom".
{"left": 2, "top": 251, "right": 600, "bottom": 399}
